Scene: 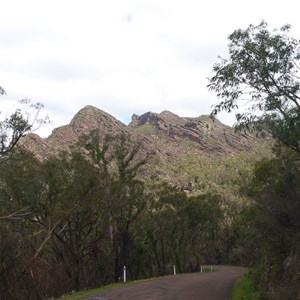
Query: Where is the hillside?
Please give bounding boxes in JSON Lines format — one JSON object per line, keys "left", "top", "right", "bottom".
{"left": 20, "top": 105, "right": 268, "bottom": 187}
{"left": 130, "top": 110, "right": 259, "bottom": 156}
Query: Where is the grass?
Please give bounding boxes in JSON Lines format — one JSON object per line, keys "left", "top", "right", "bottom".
{"left": 57, "top": 282, "right": 125, "bottom": 300}
{"left": 232, "top": 269, "right": 262, "bottom": 300}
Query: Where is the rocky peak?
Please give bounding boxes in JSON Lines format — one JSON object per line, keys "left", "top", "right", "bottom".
{"left": 20, "top": 105, "right": 266, "bottom": 187}
{"left": 130, "top": 112, "right": 160, "bottom": 127}
{"left": 69, "top": 105, "right": 126, "bottom": 134}
{"left": 159, "top": 110, "right": 182, "bottom": 122}
{"left": 130, "top": 111, "right": 184, "bottom": 132}
{"left": 23, "top": 105, "right": 132, "bottom": 156}
{"left": 130, "top": 111, "right": 259, "bottom": 156}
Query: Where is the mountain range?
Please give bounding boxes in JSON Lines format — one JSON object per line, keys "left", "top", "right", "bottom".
{"left": 21, "top": 105, "right": 266, "bottom": 188}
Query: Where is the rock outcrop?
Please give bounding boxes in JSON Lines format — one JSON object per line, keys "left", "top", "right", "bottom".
{"left": 129, "top": 111, "right": 259, "bottom": 157}
{"left": 20, "top": 105, "right": 266, "bottom": 186}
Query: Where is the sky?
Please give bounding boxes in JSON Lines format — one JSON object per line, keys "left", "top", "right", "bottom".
{"left": 0, "top": 0, "right": 300, "bottom": 137}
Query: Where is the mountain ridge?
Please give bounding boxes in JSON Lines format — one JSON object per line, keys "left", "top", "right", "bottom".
{"left": 20, "top": 105, "right": 266, "bottom": 186}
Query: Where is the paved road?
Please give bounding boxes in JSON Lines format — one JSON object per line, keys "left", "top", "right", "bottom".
{"left": 82, "top": 266, "right": 246, "bottom": 300}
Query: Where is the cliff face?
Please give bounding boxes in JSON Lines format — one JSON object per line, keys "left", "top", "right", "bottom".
{"left": 129, "top": 110, "right": 259, "bottom": 156}
{"left": 20, "top": 105, "right": 156, "bottom": 162}
{"left": 47, "top": 105, "right": 131, "bottom": 150}
{"left": 20, "top": 105, "right": 264, "bottom": 185}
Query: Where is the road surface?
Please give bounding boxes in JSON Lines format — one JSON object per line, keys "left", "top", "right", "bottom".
{"left": 82, "top": 265, "right": 246, "bottom": 300}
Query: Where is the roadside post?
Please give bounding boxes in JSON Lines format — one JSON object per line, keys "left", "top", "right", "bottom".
{"left": 123, "top": 266, "right": 126, "bottom": 283}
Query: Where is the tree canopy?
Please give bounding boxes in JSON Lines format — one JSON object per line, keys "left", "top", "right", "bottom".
{"left": 208, "top": 21, "right": 300, "bottom": 153}
{"left": 0, "top": 85, "right": 49, "bottom": 157}
{"left": 208, "top": 21, "right": 300, "bottom": 298}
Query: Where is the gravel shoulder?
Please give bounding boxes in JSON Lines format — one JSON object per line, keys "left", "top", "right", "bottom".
{"left": 82, "top": 265, "right": 247, "bottom": 300}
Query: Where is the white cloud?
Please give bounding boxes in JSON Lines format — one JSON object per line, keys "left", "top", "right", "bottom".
{"left": 0, "top": 0, "right": 300, "bottom": 137}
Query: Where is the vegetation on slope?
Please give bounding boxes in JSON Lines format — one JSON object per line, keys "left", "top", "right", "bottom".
{"left": 0, "top": 127, "right": 269, "bottom": 299}
{"left": 209, "top": 20, "right": 300, "bottom": 299}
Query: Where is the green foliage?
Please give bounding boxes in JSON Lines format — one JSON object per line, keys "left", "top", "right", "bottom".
{"left": 208, "top": 21, "right": 300, "bottom": 153}
{"left": 132, "top": 123, "right": 157, "bottom": 136}
{"left": 0, "top": 147, "right": 112, "bottom": 298}
{"left": 0, "top": 127, "right": 271, "bottom": 298}
{"left": 232, "top": 269, "right": 262, "bottom": 300}
{"left": 0, "top": 150, "right": 43, "bottom": 215}
{"left": 208, "top": 23, "right": 300, "bottom": 297}
{"left": 0, "top": 98, "right": 49, "bottom": 157}
{"left": 78, "top": 131, "right": 148, "bottom": 282}
{"left": 233, "top": 154, "right": 300, "bottom": 299}
{"left": 136, "top": 182, "right": 226, "bottom": 275}
{"left": 57, "top": 282, "right": 126, "bottom": 300}
{"left": 247, "top": 157, "right": 300, "bottom": 233}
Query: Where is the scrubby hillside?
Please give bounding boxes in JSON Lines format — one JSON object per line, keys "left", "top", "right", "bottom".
{"left": 20, "top": 105, "right": 269, "bottom": 189}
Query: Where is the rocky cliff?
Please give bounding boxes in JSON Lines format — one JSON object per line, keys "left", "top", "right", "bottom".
{"left": 130, "top": 110, "right": 258, "bottom": 156}
{"left": 20, "top": 105, "right": 266, "bottom": 186}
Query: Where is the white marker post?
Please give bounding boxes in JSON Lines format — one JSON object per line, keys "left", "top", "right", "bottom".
{"left": 200, "top": 265, "right": 203, "bottom": 273}
{"left": 123, "top": 266, "right": 126, "bottom": 283}
{"left": 173, "top": 265, "right": 176, "bottom": 275}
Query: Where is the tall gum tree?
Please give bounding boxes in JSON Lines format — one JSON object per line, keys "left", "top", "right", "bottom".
{"left": 79, "top": 130, "right": 147, "bottom": 282}
{"left": 208, "top": 22, "right": 300, "bottom": 298}
{"left": 208, "top": 21, "right": 300, "bottom": 153}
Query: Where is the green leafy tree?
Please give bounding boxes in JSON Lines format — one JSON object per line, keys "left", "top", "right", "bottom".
{"left": 0, "top": 150, "right": 47, "bottom": 299}
{"left": 40, "top": 152, "right": 108, "bottom": 293}
{"left": 234, "top": 157, "right": 300, "bottom": 299}
{"left": 208, "top": 22, "right": 300, "bottom": 298}
{"left": 79, "top": 130, "right": 147, "bottom": 282}
{"left": 0, "top": 86, "right": 49, "bottom": 157}
{"left": 138, "top": 183, "right": 224, "bottom": 275}
{"left": 208, "top": 21, "right": 300, "bottom": 153}
{"left": 0, "top": 149, "right": 107, "bottom": 298}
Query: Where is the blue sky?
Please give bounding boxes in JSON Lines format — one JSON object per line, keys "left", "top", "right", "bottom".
{"left": 0, "top": 0, "right": 299, "bottom": 137}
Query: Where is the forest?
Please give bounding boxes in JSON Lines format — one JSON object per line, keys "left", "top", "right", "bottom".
{"left": 1, "top": 21, "right": 300, "bottom": 299}
{"left": 0, "top": 130, "right": 243, "bottom": 299}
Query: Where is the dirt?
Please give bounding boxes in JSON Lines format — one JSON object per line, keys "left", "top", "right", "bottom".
{"left": 82, "top": 265, "right": 246, "bottom": 300}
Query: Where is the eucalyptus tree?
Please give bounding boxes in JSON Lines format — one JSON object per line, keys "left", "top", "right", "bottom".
{"left": 208, "top": 21, "right": 300, "bottom": 153}
{"left": 40, "top": 151, "right": 107, "bottom": 293}
{"left": 0, "top": 149, "right": 105, "bottom": 298}
{"left": 0, "top": 150, "right": 46, "bottom": 299}
{"left": 0, "top": 86, "right": 49, "bottom": 158}
{"left": 137, "top": 183, "right": 224, "bottom": 275}
{"left": 79, "top": 130, "right": 147, "bottom": 282}
{"left": 208, "top": 22, "right": 300, "bottom": 298}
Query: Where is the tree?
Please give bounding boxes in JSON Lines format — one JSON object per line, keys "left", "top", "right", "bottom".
{"left": 136, "top": 182, "right": 225, "bottom": 276}
{"left": 0, "top": 149, "right": 108, "bottom": 298}
{"left": 79, "top": 130, "right": 147, "bottom": 282}
{"left": 208, "top": 21, "right": 300, "bottom": 153}
{"left": 39, "top": 151, "right": 108, "bottom": 294}
{"left": 208, "top": 22, "right": 300, "bottom": 297}
{"left": 0, "top": 150, "right": 48, "bottom": 299}
{"left": 232, "top": 156, "right": 300, "bottom": 299}
{"left": 0, "top": 86, "right": 49, "bottom": 157}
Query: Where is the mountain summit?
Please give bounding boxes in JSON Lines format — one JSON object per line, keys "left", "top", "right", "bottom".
{"left": 20, "top": 105, "right": 264, "bottom": 185}
{"left": 130, "top": 110, "right": 258, "bottom": 156}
